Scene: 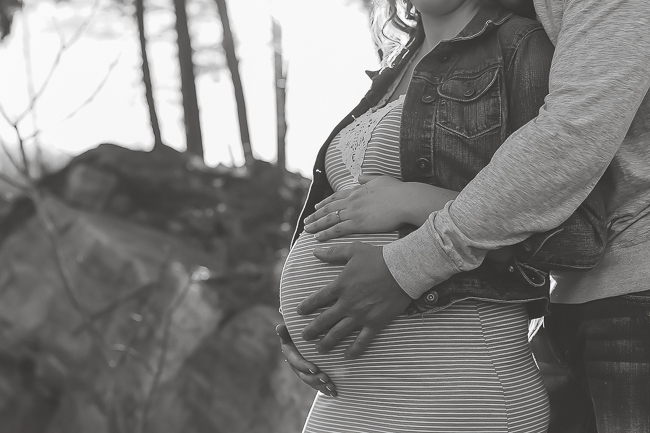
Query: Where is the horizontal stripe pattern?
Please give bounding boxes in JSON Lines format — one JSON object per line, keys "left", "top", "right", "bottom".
{"left": 280, "top": 100, "right": 549, "bottom": 432}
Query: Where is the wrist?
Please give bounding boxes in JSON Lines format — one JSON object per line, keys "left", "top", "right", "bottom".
{"left": 402, "top": 182, "right": 437, "bottom": 227}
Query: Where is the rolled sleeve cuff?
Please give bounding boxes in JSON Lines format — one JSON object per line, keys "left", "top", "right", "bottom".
{"left": 383, "top": 222, "right": 461, "bottom": 299}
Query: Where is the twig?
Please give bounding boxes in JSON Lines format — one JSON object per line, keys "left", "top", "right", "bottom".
{"left": 111, "top": 344, "right": 156, "bottom": 375}
{"left": 2, "top": 133, "right": 113, "bottom": 368}
{"left": 72, "top": 249, "right": 170, "bottom": 334}
{"left": 13, "top": 0, "right": 102, "bottom": 125}
{"left": 28, "top": 189, "right": 114, "bottom": 367}
{"left": 0, "top": 173, "right": 28, "bottom": 191}
{"left": 0, "top": 136, "right": 26, "bottom": 180}
{"left": 62, "top": 52, "right": 122, "bottom": 122}
{"left": 137, "top": 271, "right": 195, "bottom": 433}
{"left": 21, "top": 8, "right": 38, "bottom": 131}
{"left": 0, "top": 103, "right": 30, "bottom": 177}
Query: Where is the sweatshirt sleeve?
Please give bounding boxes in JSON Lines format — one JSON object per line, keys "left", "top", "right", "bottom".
{"left": 384, "top": 0, "right": 650, "bottom": 299}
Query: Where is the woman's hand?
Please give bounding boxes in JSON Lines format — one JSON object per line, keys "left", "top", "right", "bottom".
{"left": 276, "top": 324, "right": 338, "bottom": 397}
{"left": 303, "top": 175, "right": 513, "bottom": 262}
{"left": 303, "top": 175, "right": 458, "bottom": 242}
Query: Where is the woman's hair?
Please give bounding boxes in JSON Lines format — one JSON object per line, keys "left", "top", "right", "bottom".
{"left": 370, "top": 0, "right": 419, "bottom": 68}
{"left": 371, "top": 0, "right": 507, "bottom": 68}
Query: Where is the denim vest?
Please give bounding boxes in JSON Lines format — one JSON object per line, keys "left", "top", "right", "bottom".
{"left": 292, "top": 5, "right": 607, "bottom": 319}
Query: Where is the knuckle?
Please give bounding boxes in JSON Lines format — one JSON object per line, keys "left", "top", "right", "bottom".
{"left": 329, "top": 328, "right": 343, "bottom": 341}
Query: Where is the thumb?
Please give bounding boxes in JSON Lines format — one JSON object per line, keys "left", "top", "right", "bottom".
{"left": 276, "top": 323, "right": 294, "bottom": 345}
{"left": 313, "top": 244, "right": 353, "bottom": 265}
{"left": 358, "top": 174, "right": 380, "bottom": 185}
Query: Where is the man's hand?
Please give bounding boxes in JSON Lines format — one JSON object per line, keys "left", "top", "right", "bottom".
{"left": 276, "top": 324, "right": 338, "bottom": 397}
{"left": 297, "top": 242, "right": 412, "bottom": 358}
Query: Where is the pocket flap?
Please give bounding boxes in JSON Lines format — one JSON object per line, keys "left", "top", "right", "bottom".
{"left": 437, "top": 67, "right": 499, "bottom": 102}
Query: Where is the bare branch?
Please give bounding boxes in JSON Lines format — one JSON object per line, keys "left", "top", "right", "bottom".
{"left": 28, "top": 189, "right": 115, "bottom": 367}
{"left": 0, "top": 173, "right": 28, "bottom": 191}
{"left": 137, "top": 271, "right": 195, "bottom": 433}
{"left": 111, "top": 344, "right": 156, "bottom": 375}
{"left": 21, "top": 10, "right": 37, "bottom": 111}
{"left": 62, "top": 52, "right": 122, "bottom": 122}
{"left": 0, "top": 118, "right": 30, "bottom": 178}
{"left": 72, "top": 250, "right": 170, "bottom": 335}
{"left": 14, "top": 0, "right": 103, "bottom": 125}
{"left": 0, "top": 136, "right": 25, "bottom": 178}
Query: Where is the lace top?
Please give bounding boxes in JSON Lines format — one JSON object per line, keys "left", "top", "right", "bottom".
{"left": 325, "top": 96, "right": 404, "bottom": 191}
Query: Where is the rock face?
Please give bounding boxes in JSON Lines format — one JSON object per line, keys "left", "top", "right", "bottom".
{"left": 0, "top": 144, "right": 316, "bottom": 433}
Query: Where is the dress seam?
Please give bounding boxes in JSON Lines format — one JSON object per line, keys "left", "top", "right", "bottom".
{"left": 475, "top": 301, "right": 512, "bottom": 433}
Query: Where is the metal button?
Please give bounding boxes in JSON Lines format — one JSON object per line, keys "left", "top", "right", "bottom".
{"left": 463, "top": 88, "right": 475, "bottom": 97}
{"left": 421, "top": 94, "right": 436, "bottom": 103}
{"left": 416, "top": 158, "right": 431, "bottom": 172}
{"left": 508, "top": 266, "right": 515, "bottom": 273}
{"left": 426, "top": 291, "right": 439, "bottom": 304}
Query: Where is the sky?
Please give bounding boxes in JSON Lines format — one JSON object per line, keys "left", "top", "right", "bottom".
{"left": 0, "top": 0, "right": 379, "bottom": 177}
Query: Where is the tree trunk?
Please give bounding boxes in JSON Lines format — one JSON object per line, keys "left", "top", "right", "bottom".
{"left": 272, "top": 19, "right": 287, "bottom": 173}
{"left": 0, "top": 0, "right": 21, "bottom": 40}
{"left": 214, "top": 0, "right": 254, "bottom": 167}
{"left": 173, "top": 0, "right": 204, "bottom": 159}
{"left": 135, "top": 0, "right": 164, "bottom": 149}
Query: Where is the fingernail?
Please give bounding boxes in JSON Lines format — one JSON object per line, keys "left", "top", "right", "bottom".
{"left": 325, "top": 386, "right": 337, "bottom": 397}
{"left": 309, "top": 368, "right": 317, "bottom": 374}
{"left": 319, "top": 378, "right": 326, "bottom": 383}
{"left": 314, "top": 246, "right": 328, "bottom": 254}
{"left": 316, "top": 345, "right": 325, "bottom": 354}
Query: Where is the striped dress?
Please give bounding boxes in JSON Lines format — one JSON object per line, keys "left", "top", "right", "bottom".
{"left": 280, "top": 97, "right": 550, "bottom": 433}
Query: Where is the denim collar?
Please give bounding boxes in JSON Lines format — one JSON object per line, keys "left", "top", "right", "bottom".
{"left": 365, "top": 4, "right": 513, "bottom": 83}
{"left": 450, "top": 2, "right": 513, "bottom": 42}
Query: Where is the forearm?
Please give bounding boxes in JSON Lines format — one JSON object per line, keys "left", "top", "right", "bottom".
{"left": 398, "top": 182, "right": 512, "bottom": 263}
{"left": 386, "top": 1, "right": 650, "bottom": 298}
{"left": 399, "top": 182, "right": 458, "bottom": 227}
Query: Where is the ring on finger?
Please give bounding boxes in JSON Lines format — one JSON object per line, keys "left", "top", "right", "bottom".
{"left": 335, "top": 210, "right": 342, "bottom": 223}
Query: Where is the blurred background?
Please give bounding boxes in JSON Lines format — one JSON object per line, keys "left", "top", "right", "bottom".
{"left": 0, "top": 0, "right": 378, "bottom": 431}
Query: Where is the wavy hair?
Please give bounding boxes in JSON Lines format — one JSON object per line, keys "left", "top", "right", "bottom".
{"left": 370, "top": 0, "right": 420, "bottom": 68}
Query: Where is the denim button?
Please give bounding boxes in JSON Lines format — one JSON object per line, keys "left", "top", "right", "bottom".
{"left": 421, "top": 94, "right": 436, "bottom": 103}
{"left": 416, "top": 158, "right": 431, "bottom": 172}
{"left": 426, "top": 291, "right": 439, "bottom": 304}
{"left": 463, "top": 88, "right": 475, "bottom": 97}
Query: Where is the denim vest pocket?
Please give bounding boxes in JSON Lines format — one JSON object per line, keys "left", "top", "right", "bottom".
{"left": 436, "top": 67, "right": 502, "bottom": 139}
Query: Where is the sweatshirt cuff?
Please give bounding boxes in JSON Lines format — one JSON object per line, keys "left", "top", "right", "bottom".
{"left": 383, "top": 222, "right": 461, "bottom": 299}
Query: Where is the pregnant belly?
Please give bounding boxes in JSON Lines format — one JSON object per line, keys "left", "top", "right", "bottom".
{"left": 279, "top": 231, "right": 399, "bottom": 369}
{"left": 279, "top": 233, "right": 548, "bottom": 432}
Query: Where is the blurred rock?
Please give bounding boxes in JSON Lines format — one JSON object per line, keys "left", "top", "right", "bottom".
{"left": 0, "top": 144, "right": 314, "bottom": 432}
{"left": 63, "top": 164, "right": 118, "bottom": 212}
